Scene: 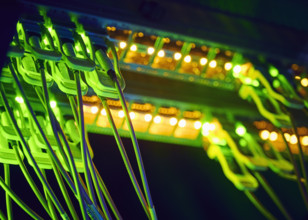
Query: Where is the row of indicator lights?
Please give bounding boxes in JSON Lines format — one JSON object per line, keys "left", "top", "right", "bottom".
{"left": 119, "top": 42, "right": 240, "bottom": 71}
{"left": 16, "top": 97, "right": 57, "bottom": 108}
{"left": 90, "top": 106, "right": 202, "bottom": 129}
{"left": 260, "top": 130, "right": 308, "bottom": 145}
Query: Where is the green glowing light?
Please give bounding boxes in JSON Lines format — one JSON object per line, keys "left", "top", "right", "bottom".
{"left": 244, "top": 77, "right": 252, "bottom": 84}
{"left": 269, "top": 66, "right": 279, "bottom": 77}
{"left": 233, "top": 65, "right": 241, "bottom": 74}
{"left": 252, "top": 80, "right": 260, "bottom": 87}
{"left": 239, "top": 139, "right": 247, "bottom": 147}
{"left": 273, "top": 79, "right": 280, "bottom": 88}
{"left": 15, "top": 96, "right": 24, "bottom": 104}
{"left": 50, "top": 101, "right": 57, "bottom": 108}
{"left": 220, "top": 139, "right": 227, "bottom": 146}
{"left": 235, "top": 124, "right": 246, "bottom": 136}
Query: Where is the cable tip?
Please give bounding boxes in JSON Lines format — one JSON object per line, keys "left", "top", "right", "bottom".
{"left": 149, "top": 206, "right": 157, "bottom": 220}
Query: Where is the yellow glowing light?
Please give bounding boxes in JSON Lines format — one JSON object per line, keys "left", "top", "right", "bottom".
{"left": 301, "top": 136, "right": 308, "bottom": 146}
{"left": 194, "top": 121, "right": 202, "bottom": 129}
{"left": 233, "top": 65, "right": 241, "bottom": 74}
{"left": 43, "top": 38, "right": 49, "bottom": 45}
{"left": 178, "top": 119, "right": 186, "bottom": 128}
{"left": 101, "top": 109, "right": 107, "bottom": 116}
{"left": 209, "top": 60, "right": 217, "bottom": 68}
{"left": 295, "top": 76, "right": 301, "bottom": 80}
{"left": 119, "top": 41, "right": 127, "bottom": 49}
{"left": 50, "top": 101, "right": 57, "bottom": 109}
{"left": 15, "top": 96, "right": 24, "bottom": 104}
{"left": 154, "top": 116, "right": 161, "bottom": 124}
{"left": 118, "top": 110, "right": 125, "bottom": 118}
{"left": 174, "top": 52, "right": 182, "bottom": 60}
{"left": 129, "top": 112, "right": 136, "bottom": 120}
{"left": 144, "top": 114, "right": 152, "bottom": 122}
{"left": 284, "top": 133, "right": 290, "bottom": 142}
{"left": 290, "top": 135, "right": 298, "bottom": 144}
{"left": 157, "top": 50, "right": 165, "bottom": 57}
{"left": 202, "top": 129, "right": 210, "bottom": 137}
{"left": 209, "top": 123, "right": 216, "bottom": 131}
{"left": 269, "top": 131, "right": 278, "bottom": 141}
{"left": 260, "top": 130, "right": 270, "bottom": 140}
{"left": 90, "top": 106, "right": 99, "bottom": 114}
{"left": 169, "top": 117, "right": 178, "bottom": 126}
{"left": 224, "top": 62, "right": 232, "bottom": 71}
{"left": 184, "top": 55, "right": 191, "bottom": 63}
{"left": 212, "top": 137, "right": 220, "bottom": 144}
{"left": 130, "top": 44, "right": 137, "bottom": 51}
{"left": 200, "top": 58, "right": 208, "bottom": 66}
{"left": 147, "top": 47, "right": 155, "bottom": 55}
{"left": 301, "top": 78, "right": 308, "bottom": 87}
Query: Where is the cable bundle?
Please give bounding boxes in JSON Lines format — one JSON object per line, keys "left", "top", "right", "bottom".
{"left": 0, "top": 9, "right": 156, "bottom": 220}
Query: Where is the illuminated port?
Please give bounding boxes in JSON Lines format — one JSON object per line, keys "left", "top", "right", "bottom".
{"left": 174, "top": 119, "right": 202, "bottom": 139}
{"left": 284, "top": 133, "right": 290, "bottom": 142}
{"left": 200, "top": 58, "right": 208, "bottom": 66}
{"left": 157, "top": 50, "right": 165, "bottom": 57}
{"left": 209, "top": 60, "right": 217, "bottom": 68}
{"left": 260, "top": 130, "right": 270, "bottom": 140}
{"left": 147, "top": 47, "right": 155, "bottom": 55}
{"left": 119, "top": 41, "right": 127, "bottom": 49}
{"left": 101, "top": 109, "right": 107, "bottom": 116}
{"left": 90, "top": 106, "right": 99, "bottom": 114}
{"left": 130, "top": 44, "right": 137, "bottom": 51}
{"left": 83, "top": 105, "right": 98, "bottom": 124}
{"left": 153, "top": 116, "right": 161, "bottom": 124}
{"left": 290, "top": 135, "right": 298, "bottom": 144}
{"left": 169, "top": 117, "right": 178, "bottom": 126}
{"left": 301, "top": 78, "right": 308, "bottom": 87}
{"left": 202, "top": 122, "right": 216, "bottom": 131}
{"left": 269, "top": 131, "right": 278, "bottom": 141}
{"left": 129, "top": 112, "right": 136, "bottom": 120}
{"left": 224, "top": 62, "right": 232, "bottom": 71}
{"left": 178, "top": 119, "right": 186, "bottom": 127}
{"left": 194, "top": 121, "right": 202, "bottom": 129}
{"left": 123, "top": 111, "right": 153, "bottom": 132}
{"left": 174, "top": 52, "right": 182, "bottom": 60}
{"left": 150, "top": 115, "right": 176, "bottom": 136}
{"left": 96, "top": 108, "right": 124, "bottom": 128}
{"left": 144, "top": 114, "right": 152, "bottom": 122}
{"left": 118, "top": 110, "right": 125, "bottom": 118}
{"left": 184, "top": 55, "right": 191, "bottom": 63}
{"left": 301, "top": 136, "right": 308, "bottom": 146}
